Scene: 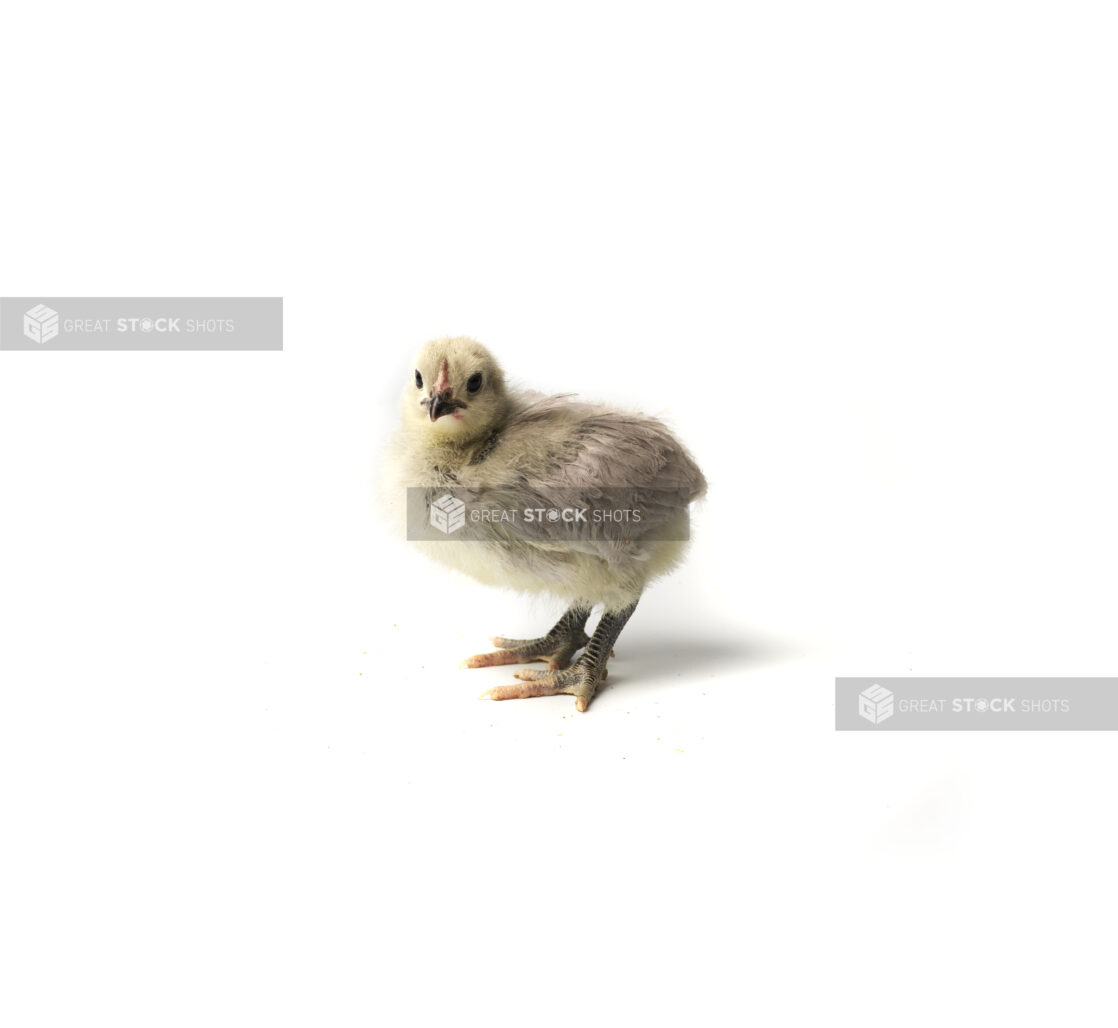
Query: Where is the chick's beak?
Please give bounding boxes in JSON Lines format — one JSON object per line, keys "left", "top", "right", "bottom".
{"left": 429, "top": 390, "right": 452, "bottom": 421}
{"left": 427, "top": 356, "right": 465, "bottom": 421}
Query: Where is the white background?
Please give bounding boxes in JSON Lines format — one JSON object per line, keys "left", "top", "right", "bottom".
{"left": 2, "top": 2, "right": 1116, "bottom": 1025}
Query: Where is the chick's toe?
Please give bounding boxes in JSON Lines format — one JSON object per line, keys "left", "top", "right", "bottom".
{"left": 481, "top": 658, "right": 606, "bottom": 712}
{"left": 459, "top": 604, "right": 592, "bottom": 671}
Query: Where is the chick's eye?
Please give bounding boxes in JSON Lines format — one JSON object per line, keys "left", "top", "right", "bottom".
{"left": 466, "top": 372, "right": 483, "bottom": 394}
{"left": 415, "top": 370, "right": 423, "bottom": 389}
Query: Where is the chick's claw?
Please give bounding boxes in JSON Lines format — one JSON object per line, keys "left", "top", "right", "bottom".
{"left": 481, "top": 661, "right": 607, "bottom": 712}
{"left": 459, "top": 642, "right": 577, "bottom": 671}
{"left": 479, "top": 682, "right": 567, "bottom": 702}
{"left": 460, "top": 621, "right": 591, "bottom": 672}
{"left": 460, "top": 648, "right": 546, "bottom": 669}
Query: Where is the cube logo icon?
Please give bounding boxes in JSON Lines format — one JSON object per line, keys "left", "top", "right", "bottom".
{"left": 430, "top": 493, "right": 466, "bottom": 534}
{"left": 24, "top": 304, "right": 60, "bottom": 344}
{"left": 859, "top": 683, "right": 894, "bottom": 725}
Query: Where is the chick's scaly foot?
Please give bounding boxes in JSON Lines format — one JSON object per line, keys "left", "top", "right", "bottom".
{"left": 480, "top": 658, "right": 609, "bottom": 713}
{"left": 460, "top": 628, "right": 590, "bottom": 672}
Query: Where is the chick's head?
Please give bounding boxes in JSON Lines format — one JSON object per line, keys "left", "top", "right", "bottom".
{"left": 404, "top": 337, "right": 508, "bottom": 444}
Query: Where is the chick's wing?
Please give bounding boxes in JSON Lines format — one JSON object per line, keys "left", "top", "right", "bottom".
{"left": 456, "top": 396, "right": 706, "bottom": 552}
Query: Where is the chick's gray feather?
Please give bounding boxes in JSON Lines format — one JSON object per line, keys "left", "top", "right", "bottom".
{"left": 457, "top": 396, "right": 706, "bottom": 543}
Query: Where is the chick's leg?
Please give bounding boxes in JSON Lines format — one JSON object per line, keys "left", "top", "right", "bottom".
{"left": 460, "top": 604, "right": 592, "bottom": 671}
{"left": 482, "top": 601, "right": 638, "bottom": 712}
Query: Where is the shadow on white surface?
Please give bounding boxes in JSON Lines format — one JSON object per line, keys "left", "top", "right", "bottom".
{"left": 619, "top": 630, "right": 791, "bottom": 674}
{"left": 585, "top": 626, "right": 806, "bottom": 707}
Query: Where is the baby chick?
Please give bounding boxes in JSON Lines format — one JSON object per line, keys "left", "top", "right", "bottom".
{"left": 384, "top": 337, "right": 706, "bottom": 711}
